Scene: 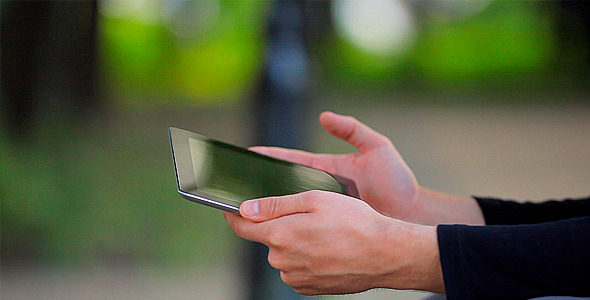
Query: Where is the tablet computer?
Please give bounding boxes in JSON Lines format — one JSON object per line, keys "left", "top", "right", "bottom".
{"left": 169, "top": 127, "right": 360, "bottom": 213}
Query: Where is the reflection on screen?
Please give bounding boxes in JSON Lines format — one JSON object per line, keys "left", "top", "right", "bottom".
{"left": 188, "top": 137, "right": 346, "bottom": 206}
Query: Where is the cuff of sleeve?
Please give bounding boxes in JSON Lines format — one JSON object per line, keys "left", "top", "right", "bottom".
{"left": 473, "top": 196, "right": 511, "bottom": 225}
{"left": 437, "top": 218, "right": 590, "bottom": 299}
{"left": 437, "top": 224, "right": 472, "bottom": 300}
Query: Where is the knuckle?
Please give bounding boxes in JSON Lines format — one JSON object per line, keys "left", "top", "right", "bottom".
{"left": 342, "top": 119, "right": 359, "bottom": 141}
{"left": 270, "top": 198, "right": 282, "bottom": 218}
{"left": 234, "top": 226, "right": 252, "bottom": 241}
{"left": 230, "top": 222, "right": 245, "bottom": 239}
{"left": 267, "top": 251, "right": 284, "bottom": 270}
{"left": 283, "top": 275, "right": 316, "bottom": 296}
{"left": 279, "top": 272, "right": 298, "bottom": 290}
{"left": 263, "top": 197, "right": 282, "bottom": 219}
{"left": 232, "top": 225, "right": 242, "bottom": 238}
{"left": 279, "top": 270, "right": 289, "bottom": 283}
{"left": 303, "top": 190, "right": 322, "bottom": 209}
{"left": 280, "top": 271, "right": 297, "bottom": 289}
{"left": 267, "top": 230, "right": 284, "bottom": 248}
{"left": 344, "top": 115, "right": 359, "bottom": 123}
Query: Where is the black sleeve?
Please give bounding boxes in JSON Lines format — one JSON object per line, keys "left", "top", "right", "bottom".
{"left": 438, "top": 216, "right": 590, "bottom": 299}
{"left": 475, "top": 196, "right": 590, "bottom": 225}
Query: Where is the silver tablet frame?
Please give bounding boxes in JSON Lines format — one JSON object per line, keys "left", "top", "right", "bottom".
{"left": 169, "top": 127, "right": 359, "bottom": 213}
{"left": 169, "top": 127, "right": 241, "bottom": 213}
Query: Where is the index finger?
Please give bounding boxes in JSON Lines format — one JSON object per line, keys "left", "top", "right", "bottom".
{"left": 249, "top": 146, "right": 338, "bottom": 174}
{"left": 223, "top": 211, "right": 271, "bottom": 244}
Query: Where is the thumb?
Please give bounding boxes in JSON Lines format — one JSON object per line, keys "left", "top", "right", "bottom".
{"left": 240, "top": 193, "right": 316, "bottom": 222}
{"left": 320, "top": 111, "right": 391, "bottom": 153}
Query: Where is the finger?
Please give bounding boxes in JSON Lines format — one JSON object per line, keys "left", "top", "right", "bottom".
{"left": 249, "top": 146, "right": 316, "bottom": 165}
{"left": 223, "top": 210, "right": 245, "bottom": 230}
{"left": 223, "top": 211, "right": 270, "bottom": 243}
{"left": 240, "top": 192, "right": 318, "bottom": 222}
{"left": 319, "top": 111, "right": 391, "bottom": 153}
{"left": 249, "top": 146, "right": 337, "bottom": 173}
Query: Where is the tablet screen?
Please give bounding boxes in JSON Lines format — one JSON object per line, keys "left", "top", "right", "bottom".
{"left": 186, "top": 136, "right": 348, "bottom": 208}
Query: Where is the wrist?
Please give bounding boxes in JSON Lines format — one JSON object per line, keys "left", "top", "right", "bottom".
{"left": 402, "top": 186, "right": 432, "bottom": 225}
{"left": 409, "top": 187, "right": 485, "bottom": 226}
{"left": 377, "top": 220, "right": 444, "bottom": 293}
{"left": 409, "top": 224, "right": 445, "bottom": 293}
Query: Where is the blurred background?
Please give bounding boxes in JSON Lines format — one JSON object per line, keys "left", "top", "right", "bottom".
{"left": 1, "top": 0, "right": 589, "bottom": 299}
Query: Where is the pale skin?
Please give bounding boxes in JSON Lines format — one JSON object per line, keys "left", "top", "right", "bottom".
{"left": 223, "top": 111, "right": 486, "bottom": 295}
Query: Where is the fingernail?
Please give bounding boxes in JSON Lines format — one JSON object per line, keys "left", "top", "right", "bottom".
{"left": 241, "top": 201, "right": 259, "bottom": 218}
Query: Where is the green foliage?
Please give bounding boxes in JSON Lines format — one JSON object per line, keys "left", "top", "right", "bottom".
{"left": 318, "top": 1, "right": 573, "bottom": 93}
{"left": 318, "top": 32, "right": 411, "bottom": 85}
{"left": 1, "top": 117, "right": 235, "bottom": 266}
{"left": 414, "top": 1, "right": 556, "bottom": 86}
{"left": 100, "top": 1, "right": 269, "bottom": 106}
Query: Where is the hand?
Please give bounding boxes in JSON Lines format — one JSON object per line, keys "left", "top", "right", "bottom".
{"left": 223, "top": 191, "right": 444, "bottom": 295}
{"left": 250, "top": 111, "right": 420, "bottom": 221}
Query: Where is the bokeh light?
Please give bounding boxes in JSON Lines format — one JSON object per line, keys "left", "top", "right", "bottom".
{"left": 332, "top": 0, "right": 416, "bottom": 56}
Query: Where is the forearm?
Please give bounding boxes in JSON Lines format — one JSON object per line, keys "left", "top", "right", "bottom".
{"left": 438, "top": 217, "right": 590, "bottom": 299}
{"left": 409, "top": 187, "right": 485, "bottom": 226}
{"left": 476, "top": 196, "right": 590, "bottom": 225}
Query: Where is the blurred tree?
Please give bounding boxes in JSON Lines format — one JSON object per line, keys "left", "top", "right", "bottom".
{"left": 556, "top": 0, "right": 590, "bottom": 83}
{"left": 414, "top": 1, "right": 556, "bottom": 87}
{"left": 1, "top": 1, "right": 99, "bottom": 139}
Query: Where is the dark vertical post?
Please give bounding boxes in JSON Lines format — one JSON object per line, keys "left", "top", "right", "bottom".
{"left": 1, "top": 1, "right": 51, "bottom": 138}
{"left": 249, "top": 1, "right": 310, "bottom": 299}
{"left": 1, "top": 1, "right": 99, "bottom": 139}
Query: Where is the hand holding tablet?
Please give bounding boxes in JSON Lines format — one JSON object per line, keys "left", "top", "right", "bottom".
{"left": 169, "top": 113, "right": 450, "bottom": 296}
